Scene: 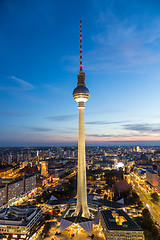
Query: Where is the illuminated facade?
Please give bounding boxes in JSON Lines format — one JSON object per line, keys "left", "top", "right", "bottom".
{"left": 0, "top": 175, "right": 36, "bottom": 206}
{"left": 41, "top": 160, "right": 48, "bottom": 177}
{"left": 100, "top": 210, "right": 143, "bottom": 240}
{"left": 123, "top": 163, "right": 131, "bottom": 184}
{"left": 73, "top": 20, "right": 90, "bottom": 218}
{"left": 0, "top": 186, "right": 6, "bottom": 206}
{"left": 0, "top": 206, "right": 42, "bottom": 240}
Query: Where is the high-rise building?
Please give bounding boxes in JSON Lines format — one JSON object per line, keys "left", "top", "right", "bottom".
{"left": 73, "top": 20, "right": 90, "bottom": 218}
{"left": 137, "top": 146, "right": 140, "bottom": 152}
{"left": 41, "top": 160, "right": 48, "bottom": 177}
{"left": 0, "top": 175, "right": 37, "bottom": 206}
{"left": 8, "top": 153, "right": 12, "bottom": 165}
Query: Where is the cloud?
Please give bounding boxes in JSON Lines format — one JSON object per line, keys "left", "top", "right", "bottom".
{"left": 11, "top": 76, "right": 34, "bottom": 90}
{"left": 86, "top": 134, "right": 113, "bottom": 138}
{"left": 89, "top": 14, "right": 160, "bottom": 72}
{"left": 46, "top": 114, "right": 76, "bottom": 121}
{"left": 0, "top": 76, "right": 34, "bottom": 91}
{"left": 27, "top": 127, "right": 53, "bottom": 132}
{"left": 124, "top": 123, "right": 160, "bottom": 133}
{"left": 86, "top": 120, "right": 129, "bottom": 125}
{"left": 64, "top": 9, "right": 160, "bottom": 73}
{"left": 86, "top": 132, "right": 150, "bottom": 139}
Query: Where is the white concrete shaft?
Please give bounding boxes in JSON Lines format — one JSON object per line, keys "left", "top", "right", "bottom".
{"left": 74, "top": 103, "right": 90, "bottom": 218}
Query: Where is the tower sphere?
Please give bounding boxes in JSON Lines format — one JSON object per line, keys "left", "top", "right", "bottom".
{"left": 73, "top": 85, "right": 90, "bottom": 103}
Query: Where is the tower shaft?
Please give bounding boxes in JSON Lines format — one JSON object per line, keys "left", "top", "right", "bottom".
{"left": 74, "top": 103, "right": 90, "bottom": 218}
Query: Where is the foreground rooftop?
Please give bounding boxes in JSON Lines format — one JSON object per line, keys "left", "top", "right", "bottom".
{"left": 101, "top": 209, "right": 142, "bottom": 231}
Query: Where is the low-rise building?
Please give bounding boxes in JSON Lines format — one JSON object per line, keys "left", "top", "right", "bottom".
{"left": 100, "top": 209, "right": 143, "bottom": 240}
{"left": 113, "top": 180, "right": 131, "bottom": 199}
{"left": 146, "top": 170, "right": 158, "bottom": 187}
{"left": 0, "top": 205, "right": 42, "bottom": 240}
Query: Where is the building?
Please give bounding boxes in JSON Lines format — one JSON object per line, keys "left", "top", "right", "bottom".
{"left": 0, "top": 167, "right": 13, "bottom": 178}
{"left": 100, "top": 210, "right": 143, "bottom": 240}
{"left": 8, "top": 178, "right": 24, "bottom": 201}
{"left": 41, "top": 160, "right": 48, "bottom": 177}
{"left": 52, "top": 170, "right": 66, "bottom": 179}
{"left": 123, "top": 163, "right": 131, "bottom": 184}
{"left": 136, "top": 146, "right": 141, "bottom": 152}
{"left": 0, "top": 175, "right": 36, "bottom": 206}
{"left": 93, "top": 160, "right": 115, "bottom": 170}
{"left": 146, "top": 169, "right": 158, "bottom": 187}
{"left": 0, "top": 205, "right": 42, "bottom": 240}
{"left": 0, "top": 186, "right": 6, "bottom": 206}
{"left": 25, "top": 175, "right": 37, "bottom": 192}
{"left": 73, "top": 20, "right": 90, "bottom": 218}
{"left": 113, "top": 180, "right": 131, "bottom": 199}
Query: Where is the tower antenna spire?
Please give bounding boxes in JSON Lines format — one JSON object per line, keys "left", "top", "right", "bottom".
{"left": 80, "top": 20, "right": 83, "bottom": 73}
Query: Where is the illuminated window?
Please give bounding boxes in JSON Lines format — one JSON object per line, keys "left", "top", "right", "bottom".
{"left": 13, "top": 235, "right": 17, "bottom": 238}
{"left": 20, "top": 235, "right": 26, "bottom": 239}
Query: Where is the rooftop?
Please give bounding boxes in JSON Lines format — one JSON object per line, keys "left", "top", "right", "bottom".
{"left": 0, "top": 205, "right": 41, "bottom": 226}
{"left": 101, "top": 210, "right": 142, "bottom": 231}
{"left": 146, "top": 169, "right": 157, "bottom": 174}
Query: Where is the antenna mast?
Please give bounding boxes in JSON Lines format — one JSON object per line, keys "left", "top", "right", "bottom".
{"left": 80, "top": 20, "right": 83, "bottom": 73}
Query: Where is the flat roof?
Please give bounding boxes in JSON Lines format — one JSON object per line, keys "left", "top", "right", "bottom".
{"left": 101, "top": 210, "right": 142, "bottom": 231}
{"left": 0, "top": 205, "right": 41, "bottom": 226}
{"left": 146, "top": 169, "right": 157, "bottom": 174}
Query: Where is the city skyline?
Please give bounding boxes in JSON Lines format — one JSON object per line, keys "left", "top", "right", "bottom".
{"left": 1, "top": 0, "right": 160, "bottom": 146}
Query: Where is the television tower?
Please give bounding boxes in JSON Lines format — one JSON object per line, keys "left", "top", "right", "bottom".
{"left": 73, "top": 20, "right": 90, "bottom": 218}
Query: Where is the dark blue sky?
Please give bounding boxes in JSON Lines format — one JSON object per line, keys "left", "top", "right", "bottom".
{"left": 1, "top": 0, "right": 160, "bottom": 146}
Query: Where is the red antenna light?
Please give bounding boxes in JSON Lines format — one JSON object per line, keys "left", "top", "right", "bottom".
{"left": 80, "top": 20, "right": 83, "bottom": 73}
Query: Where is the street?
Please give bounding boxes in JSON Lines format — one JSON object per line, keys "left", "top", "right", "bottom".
{"left": 131, "top": 174, "right": 160, "bottom": 225}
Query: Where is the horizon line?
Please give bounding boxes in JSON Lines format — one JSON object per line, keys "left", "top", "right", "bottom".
{"left": 1, "top": 140, "right": 160, "bottom": 148}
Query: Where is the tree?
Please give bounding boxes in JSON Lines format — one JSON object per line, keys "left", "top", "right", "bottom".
{"left": 124, "top": 190, "right": 140, "bottom": 206}
{"left": 137, "top": 200, "right": 143, "bottom": 209}
{"left": 104, "top": 194, "right": 108, "bottom": 200}
{"left": 96, "top": 189, "right": 102, "bottom": 194}
{"left": 61, "top": 183, "right": 69, "bottom": 191}
{"left": 151, "top": 192, "right": 159, "bottom": 203}
{"left": 44, "top": 213, "right": 50, "bottom": 220}
{"left": 36, "top": 195, "right": 42, "bottom": 203}
{"left": 42, "top": 222, "right": 51, "bottom": 236}
{"left": 134, "top": 208, "right": 160, "bottom": 240}
{"left": 132, "top": 190, "right": 140, "bottom": 203}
